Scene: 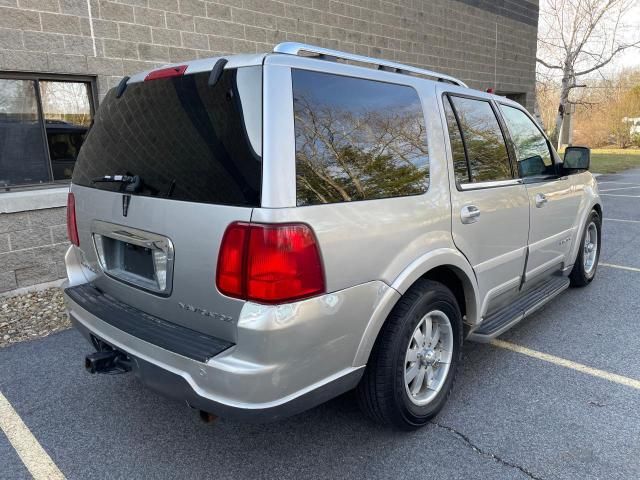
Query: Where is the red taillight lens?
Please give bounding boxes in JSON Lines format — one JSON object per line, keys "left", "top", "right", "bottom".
{"left": 66, "top": 192, "right": 79, "bottom": 246}
{"left": 216, "top": 223, "right": 249, "bottom": 299}
{"left": 216, "top": 223, "right": 325, "bottom": 304}
{"left": 144, "top": 65, "right": 187, "bottom": 81}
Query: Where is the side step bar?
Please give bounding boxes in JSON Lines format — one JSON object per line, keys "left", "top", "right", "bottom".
{"left": 468, "top": 276, "right": 570, "bottom": 342}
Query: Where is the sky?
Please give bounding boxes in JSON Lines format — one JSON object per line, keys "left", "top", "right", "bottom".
{"left": 614, "top": 3, "right": 640, "bottom": 69}
{"left": 538, "top": 0, "right": 640, "bottom": 77}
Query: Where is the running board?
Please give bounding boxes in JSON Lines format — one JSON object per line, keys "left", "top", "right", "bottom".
{"left": 468, "top": 276, "right": 570, "bottom": 342}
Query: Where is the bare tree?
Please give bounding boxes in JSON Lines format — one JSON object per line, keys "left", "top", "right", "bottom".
{"left": 537, "top": 0, "right": 640, "bottom": 147}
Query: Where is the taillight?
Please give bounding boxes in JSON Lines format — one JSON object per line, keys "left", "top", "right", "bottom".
{"left": 66, "top": 192, "right": 79, "bottom": 246}
{"left": 144, "top": 65, "right": 187, "bottom": 81}
{"left": 216, "top": 223, "right": 325, "bottom": 304}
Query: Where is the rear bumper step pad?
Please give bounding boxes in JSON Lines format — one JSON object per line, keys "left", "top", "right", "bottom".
{"left": 65, "top": 284, "right": 234, "bottom": 362}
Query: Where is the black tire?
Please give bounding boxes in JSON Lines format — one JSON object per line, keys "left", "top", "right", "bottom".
{"left": 569, "top": 210, "right": 602, "bottom": 287}
{"left": 356, "top": 279, "right": 463, "bottom": 430}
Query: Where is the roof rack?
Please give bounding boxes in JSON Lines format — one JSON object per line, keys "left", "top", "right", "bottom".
{"left": 273, "top": 42, "right": 468, "bottom": 88}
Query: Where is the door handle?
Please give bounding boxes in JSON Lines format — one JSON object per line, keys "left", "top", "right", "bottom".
{"left": 535, "top": 193, "right": 548, "bottom": 208}
{"left": 460, "top": 205, "right": 481, "bottom": 224}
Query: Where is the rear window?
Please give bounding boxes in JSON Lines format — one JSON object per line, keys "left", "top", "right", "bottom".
{"left": 292, "top": 70, "right": 429, "bottom": 206}
{"left": 72, "top": 67, "right": 262, "bottom": 206}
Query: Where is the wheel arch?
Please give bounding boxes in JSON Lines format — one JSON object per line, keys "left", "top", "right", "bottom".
{"left": 352, "top": 248, "right": 480, "bottom": 367}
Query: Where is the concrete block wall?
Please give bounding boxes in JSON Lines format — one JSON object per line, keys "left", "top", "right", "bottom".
{"left": 0, "top": 207, "right": 68, "bottom": 292}
{"left": 0, "top": 0, "right": 538, "bottom": 107}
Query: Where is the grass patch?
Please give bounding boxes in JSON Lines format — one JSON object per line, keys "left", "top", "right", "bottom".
{"left": 590, "top": 149, "right": 640, "bottom": 174}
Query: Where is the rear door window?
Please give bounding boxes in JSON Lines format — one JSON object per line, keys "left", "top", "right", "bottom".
{"left": 499, "top": 105, "right": 555, "bottom": 178}
{"left": 72, "top": 67, "right": 262, "bottom": 207}
{"left": 445, "top": 95, "right": 513, "bottom": 184}
{"left": 292, "top": 70, "right": 429, "bottom": 206}
{"left": 443, "top": 96, "right": 470, "bottom": 184}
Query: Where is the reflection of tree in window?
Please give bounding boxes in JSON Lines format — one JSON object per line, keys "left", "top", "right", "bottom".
{"left": 40, "top": 81, "right": 92, "bottom": 127}
{"left": 449, "top": 97, "right": 512, "bottom": 183}
{"left": 500, "top": 105, "right": 552, "bottom": 178}
{"left": 443, "top": 97, "right": 470, "bottom": 183}
{"left": 293, "top": 71, "right": 429, "bottom": 206}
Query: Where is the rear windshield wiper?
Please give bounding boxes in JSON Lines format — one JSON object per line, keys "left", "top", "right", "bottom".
{"left": 92, "top": 175, "right": 143, "bottom": 193}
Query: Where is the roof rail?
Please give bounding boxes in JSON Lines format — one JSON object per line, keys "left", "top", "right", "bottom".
{"left": 272, "top": 42, "right": 468, "bottom": 88}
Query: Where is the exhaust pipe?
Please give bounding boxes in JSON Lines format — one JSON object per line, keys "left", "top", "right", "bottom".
{"left": 85, "top": 350, "right": 132, "bottom": 374}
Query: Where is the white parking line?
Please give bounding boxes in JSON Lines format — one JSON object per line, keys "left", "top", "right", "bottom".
{"left": 598, "top": 181, "right": 640, "bottom": 185}
{"left": 600, "top": 263, "right": 640, "bottom": 273}
{"left": 0, "top": 391, "right": 65, "bottom": 480}
{"left": 491, "top": 340, "right": 640, "bottom": 390}
{"left": 598, "top": 173, "right": 640, "bottom": 178}
{"left": 600, "top": 186, "right": 640, "bottom": 192}
{"left": 600, "top": 194, "right": 640, "bottom": 198}
{"left": 605, "top": 218, "right": 640, "bottom": 224}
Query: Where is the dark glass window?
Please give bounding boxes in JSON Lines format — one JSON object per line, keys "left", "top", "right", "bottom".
{"left": 72, "top": 67, "right": 262, "bottom": 207}
{"left": 448, "top": 96, "right": 512, "bottom": 183}
{"left": 443, "top": 96, "right": 470, "bottom": 183}
{"left": 292, "top": 70, "right": 429, "bottom": 206}
{"left": 0, "top": 76, "right": 93, "bottom": 188}
{"left": 0, "top": 79, "right": 50, "bottom": 186}
{"left": 500, "top": 105, "right": 554, "bottom": 178}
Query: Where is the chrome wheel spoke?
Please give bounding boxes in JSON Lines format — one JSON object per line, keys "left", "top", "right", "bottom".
{"left": 437, "top": 352, "right": 451, "bottom": 365}
{"left": 425, "top": 365, "right": 435, "bottom": 389}
{"left": 413, "top": 329, "right": 424, "bottom": 348}
{"left": 423, "top": 317, "right": 432, "bottom": 345}
{"left": 406, "top": 363, "right": 420, "bottom": 383}
{"left": 411, "top": 367, "right": 426, "bottom": 395}
{"left": 406, "top": 348, "right": 419, "bottom": 363}
{"left": 429, "top": 324, "right": 440, "bottom": 348}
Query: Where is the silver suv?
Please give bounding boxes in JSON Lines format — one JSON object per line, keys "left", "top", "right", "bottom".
{"left": 64, "top": 43, "right": 602, "bottom": 430}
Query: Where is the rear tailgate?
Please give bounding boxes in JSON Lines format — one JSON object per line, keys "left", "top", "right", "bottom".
{"left": 69, "top": 63, "right": 263, "bottom": 343}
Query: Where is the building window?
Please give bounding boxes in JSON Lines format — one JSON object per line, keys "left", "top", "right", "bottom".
{"left": 0, "top": 73, "right": 95, "bottom": 189}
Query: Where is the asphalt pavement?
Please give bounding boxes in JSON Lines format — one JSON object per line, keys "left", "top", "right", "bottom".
{"left": 2, "top": 169, "right": 640, "bottom": 480}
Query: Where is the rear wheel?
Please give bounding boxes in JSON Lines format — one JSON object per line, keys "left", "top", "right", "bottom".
{"left": 569, "top": 210, "right": 601, "bottom": 287}
{"left": 357, "top": 279, "right": 463, "bottom": 430}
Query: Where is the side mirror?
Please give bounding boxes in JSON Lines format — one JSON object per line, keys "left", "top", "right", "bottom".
{"left": 563, "top": 146, "right": 590, "bottom": 172}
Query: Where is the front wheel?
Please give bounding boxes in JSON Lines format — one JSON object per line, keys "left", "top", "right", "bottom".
{"left": 356, "top": 279, "right": 463, "bottom": 430}
{"left": 569, "top": 210, "right": 602, "bottom": 287}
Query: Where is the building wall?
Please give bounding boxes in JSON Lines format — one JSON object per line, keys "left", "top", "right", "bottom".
{"left": 0, "top": 0, "right": 538, "bottom": 290}
{"left": 0, "top": 0, "right": 538, "bottom": 104}
{"left": 0, "top": 207, "right": 68, "bottom": 292}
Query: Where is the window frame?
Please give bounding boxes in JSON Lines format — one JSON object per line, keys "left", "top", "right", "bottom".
{"left": 496, "top": 101, "right": 561, "bottom": 183}
{"left": 442, "top": 92, "right": 519, "bottom": 191}
{"left": 291, "top": 68, "right": 431, "bottom": 206}
{"left": 0, "top": 71, "right": 98, "bottom": 191}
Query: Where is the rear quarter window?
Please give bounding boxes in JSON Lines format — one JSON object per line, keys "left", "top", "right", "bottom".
{"left": 292, "top": 70, "right": 429, "bottom": 206}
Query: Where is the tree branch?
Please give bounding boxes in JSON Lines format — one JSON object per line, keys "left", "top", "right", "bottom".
{"left": 536, "top": 57, "right": 564, "bottom": 70}
{"left": 575, "top": 41, "right": 640, "bottom": 76}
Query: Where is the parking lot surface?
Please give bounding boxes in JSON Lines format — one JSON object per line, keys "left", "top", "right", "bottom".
{"left": 2, "top": 169, "right": 640, "bottom": 480}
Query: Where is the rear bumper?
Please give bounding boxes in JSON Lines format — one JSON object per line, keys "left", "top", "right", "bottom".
{"left": 63, "top": 279, "right": 393, "bottom": 422}
{"left": 70, "top": 316, "right": 361, "bottom": 421}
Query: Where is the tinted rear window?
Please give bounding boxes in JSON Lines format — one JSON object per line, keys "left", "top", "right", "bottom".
{"left": 72, "top": 67, "right": 262, "bottom": 206}
{"left": 292, "top": 70, "right": 429, "bottom": 206}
